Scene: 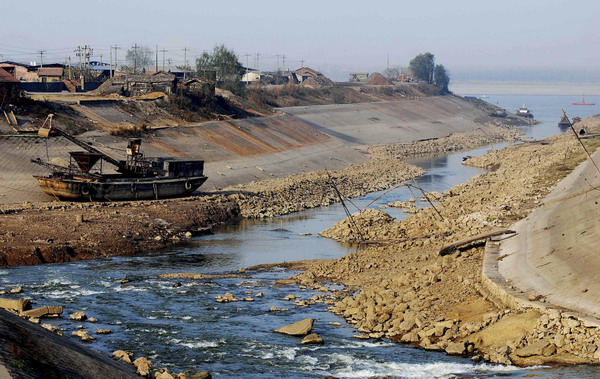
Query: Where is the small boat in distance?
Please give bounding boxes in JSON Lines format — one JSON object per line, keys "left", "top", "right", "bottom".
{"left": 515, "top": 105, "right": 533, "bottom": 118}
{"left": 558, "top": 116, "right": 571, "bottom": 128}
{"left": 572, "top": 96, "right": 595, "bottom": 106}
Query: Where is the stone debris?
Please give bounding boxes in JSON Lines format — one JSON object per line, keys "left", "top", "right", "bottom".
{"left": 112, "top": 350, "right": 133, "bottom": 364}
{"left": 301, "top": 333, "right": 324, "bottom": 345}
{"left": 268, "top": 306, "right": 289, "bottom": 312}
{"left": 69, "top": 311, "right": 87, "bottom": 321}
{"left": 0, "top": 298, "right": 31, "bottom": 313}
{"left": 301, "top": 121, "right": 600, "bottom": 366}
{"left": 274, "top": 318, "right": 314, "bottom": 336}
{"left": 72, "top": 330, "right": 95, "bottom": 341}
{"left": 20, "top": 305, "right": 63, "bottom": 318}
{"left": 41, "top": 323, "right": 63, "bottom": 336}
{"left": 215, "top": 293, "right": 238, "bottom": 303}
{"left": 133, "top": 357, "right": 154, "bottom": 377}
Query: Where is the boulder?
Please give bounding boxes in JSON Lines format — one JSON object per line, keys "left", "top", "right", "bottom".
{"left": 0, "top": 298, "right": 31, "bottom": 312}
{"left": 155, "top": 371, "right": 175, "bottom": 379}
{"left": 20, "top": 305, "right": 63, "bottom": 318}
{"left": 274, "top": 318, "right": 314, "bottom": 336}
{"left": 112, "top": 350, "right": 133, "bottom": 364}
{"left": 71, "top": 330, "right": 95, "bottom": 341}
{"left": 133, "top": 357, "right": 154, "bottom": 377}
{"left": 514, "top": 340, "right": 557, "bottom": 357}
{"left": 445, "top": 341, "right": 467, "bottom": 355}
{"left": 301, "top": 333, "right": 324, "bottom": 345}
{"left": 69, "top": 311, "right": 87, "bottom": 321}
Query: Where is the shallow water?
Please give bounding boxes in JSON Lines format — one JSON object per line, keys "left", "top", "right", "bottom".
{"left": 4, "top": 94, "right": 599, "bottom": 378}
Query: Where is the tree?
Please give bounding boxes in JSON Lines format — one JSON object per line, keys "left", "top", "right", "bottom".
{"left": 434, "top": 64, "right": 450, "bottom": 94}
{"left": 196, "top": 44, "right": 244, "bottom": 94}
{"left": 124, "top": 45, "right": 154, "bottom": 74}
{"left": 409, "top": 53, "right": 435, "bottom": 83}
{"left": 383, "top": 66, "right": 401, "bottom": 80}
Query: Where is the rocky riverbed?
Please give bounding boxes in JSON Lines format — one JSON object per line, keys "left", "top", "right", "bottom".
{"left": 287, "top": 116, "right": 600, "bottom": 366}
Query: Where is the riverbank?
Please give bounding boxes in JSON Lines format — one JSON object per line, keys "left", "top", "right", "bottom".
{"left": 288, "top": 116, "right": 600, "bottom": 365}
{"left": 0, "top": 122, "right": 520, "bottom": 267}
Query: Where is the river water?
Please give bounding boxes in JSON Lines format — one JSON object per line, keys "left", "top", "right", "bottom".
{"left": 3, "top": 95, "right": 600, "bottom": 378}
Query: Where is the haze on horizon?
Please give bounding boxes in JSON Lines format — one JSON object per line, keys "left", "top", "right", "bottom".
{"left": 2, "top": 0, "right": 599, "bottom": 82}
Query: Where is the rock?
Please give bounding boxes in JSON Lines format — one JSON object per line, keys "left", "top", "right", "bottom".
{"left": 9, "top": 287, "right": 23, "bottom": 294}
{"left": 69, "top": 311, "right": 87, "bottom": 321}
{"left": 156, "top": 371, "right": 175, "bottom": 379}
{"left": 274, "top": 318, "right": 314, "bottom": 336}
{"left": 0, "top": 298, "right": 31, "bottom": 312}
{"left": 301, "top": 333, "right": 324, "bottom": 345}
{"left": 20, "top": 305, "right": 64, "bottom": 318}
{"left": 268, "top": 306, "right": 289, "bottom": 312}
{"left": 400, "top": 332, "right": 419, "bottom": 343}
{"left": 255, "top": 292, "right": 264, "bottom": 297}
{"left": 328, "top": 322, "right": 341, "bottom": 326}
{"left": 515, "top": 340, "right": 557, "bottom": 357}
{"left": 445, "top": 341, "right": 467, "bottom": 355}
{"left": 112, "top": 350, "right": 133, "bottom": 364}
{"left": 88, "top": 317, "right": 98, "bottom": 323}
{"left": 42, "top": 323, "right": 63, "bottom": 335}
{"left": 133, "top": 357, "right": 154, "bottom": 377}
{"left": 284, "top": 294, "right": 297, "bottom": 301}
{"left": 242, "top": 297, "right": 254, "bottom": 302}
{"left": 215, "top": 293, "right": 238, "bottom": 303}
{"left": 72, "top": 330, "right": 95, "bottom": 341}
{"left": 96, "top": 329, "right": 111, "bottom": 334}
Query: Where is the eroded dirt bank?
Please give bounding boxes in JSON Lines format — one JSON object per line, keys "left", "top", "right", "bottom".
{"left": 287, "top": 117, "right": 600, "bottom": 365}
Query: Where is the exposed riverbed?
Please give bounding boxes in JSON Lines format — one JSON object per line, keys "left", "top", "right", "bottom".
{"left": 3, "top": 94, "right": 599, "bottom": 377}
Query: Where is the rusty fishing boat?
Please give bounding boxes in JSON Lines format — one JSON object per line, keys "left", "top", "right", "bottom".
{"left": 31, "top": 115, "right": 207, "bottom": 201}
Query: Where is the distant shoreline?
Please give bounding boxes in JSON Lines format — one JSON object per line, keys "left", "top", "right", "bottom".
{"left": 451, "top": 81, "right": 600, "bottom": 96}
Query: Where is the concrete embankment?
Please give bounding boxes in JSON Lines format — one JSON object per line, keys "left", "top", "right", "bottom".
{"left": 0, "top": 95, "right": 511, "bottom": 204}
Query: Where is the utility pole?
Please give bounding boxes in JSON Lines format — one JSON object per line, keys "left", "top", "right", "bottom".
{"left": 282, "top": 54, "right": 286, "bottom": 72}
{"left": 37, "top": 50, "right": 46, "bottom": 67}
{"left": 132, "top": 43, "right": 139, "bottom": 74}
{"left": 155, "top": 45, "right": 158, "bottom": 73}
{"left": 300, "top": 59, "right": 305, "bottom": 68}
{"left": 182, "top": 46, "right": 189, "bottom": 80}
{"left": 112, "top": 45, "right": 121, "bottom": 78}
{"left": 255, "top": 52, "right": 260, "bottom": 71}
{"left": 67, "top": 56, "right": 72, "bottom": 80}
{"left": 243, "top": 53, "right": 250, "bottom": 84}
{"left": 159, "top": 49, "right": 168, "bottom": 71}
{"left": 167, "top": 58, "right": 173, "bottom": 71}
{"left": 109, "top": 45, "right": 112, "bottom": 78}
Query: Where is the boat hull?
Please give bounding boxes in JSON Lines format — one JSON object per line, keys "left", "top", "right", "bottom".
{"left": 34, "top": 176, "right": 208, "bottom": 201}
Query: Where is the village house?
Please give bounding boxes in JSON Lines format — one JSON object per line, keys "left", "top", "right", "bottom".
{"left": 0, "top": 61, "right": 39, "bottom": 82}
{"left": 37, "top": 67, "right": 64, "bottom": 83}
{"left": 94, "top": 71, "right": 178, "bottom": 97}
{"left": 0, "top": 67, "right": 20, "bottom": 105}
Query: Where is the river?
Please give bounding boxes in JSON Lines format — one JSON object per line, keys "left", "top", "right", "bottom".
{"left": 3, "top": 94, "right": 600, "bottom": 378}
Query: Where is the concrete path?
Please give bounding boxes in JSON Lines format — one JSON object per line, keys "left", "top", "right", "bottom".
{"left": 498, "top": 146, "right": 600, "bottom": 321}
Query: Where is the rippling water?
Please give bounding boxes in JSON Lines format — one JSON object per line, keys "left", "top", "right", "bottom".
{"left": 4, "top": 94, "right": 600, "bottom": 377}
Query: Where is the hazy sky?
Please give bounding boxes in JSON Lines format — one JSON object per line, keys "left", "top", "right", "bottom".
{"left": 2, "top": 0, "right": 599, "bottom": 80}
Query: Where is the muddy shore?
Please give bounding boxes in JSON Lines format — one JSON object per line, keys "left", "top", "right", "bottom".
{"left": 287, "top": 117, "right": 600, "bottom": 366}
